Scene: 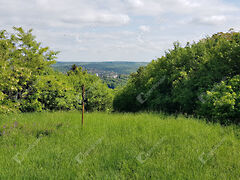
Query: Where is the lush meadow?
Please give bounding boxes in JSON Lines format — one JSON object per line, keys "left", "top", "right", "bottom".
{"left": 0, "top": 112, "right": 240, "bottom": 179}
{"left": 1, "top": 27, "right": 240, "bottom": 179}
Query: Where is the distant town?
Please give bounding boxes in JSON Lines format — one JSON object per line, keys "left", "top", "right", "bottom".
{"left": 52, "top": 61, "right": 148, "bottom": 89}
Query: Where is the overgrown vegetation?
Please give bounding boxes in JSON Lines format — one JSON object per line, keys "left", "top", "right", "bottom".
{"left": 1, "top": 27, "right": 240, "bottom": 179}
{"left": 0, "top": 112, "right": 239, "bottom": 179}
{"left": 0, "top": 28, "right": 113, "bottom": 113}
{"left": 53, "top": 62, "right": 143, "bottom": 89}
{"left": 1, "top": 27, "right": 240, "bottom": 125}
{"left": 114, "top": 30, "right": 240, "bottom": 124}
{"left": 103, "top": 75, "right": 129, "bottom": 89}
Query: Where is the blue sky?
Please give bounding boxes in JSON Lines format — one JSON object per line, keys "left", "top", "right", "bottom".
{"left": 1, "top": 0, "right": 240, "bottom": 62}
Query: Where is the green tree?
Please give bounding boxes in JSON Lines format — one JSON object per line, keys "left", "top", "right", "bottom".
{"left": 0, "top": 27, "right": 58, "bottom": 113}
{"left": 114, "top": 31, "right": 240, "bottom": 123}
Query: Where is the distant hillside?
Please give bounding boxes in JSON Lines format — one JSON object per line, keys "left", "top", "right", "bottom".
{"left": 52, "top": 61, "right": 148, "bottom": 75}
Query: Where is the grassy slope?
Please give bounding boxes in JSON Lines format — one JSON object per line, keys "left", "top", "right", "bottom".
{"left": 0, "top": 112, "right": 240, "bottom": 179}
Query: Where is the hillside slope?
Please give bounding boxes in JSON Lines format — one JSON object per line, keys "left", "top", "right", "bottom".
{"left": 0, "top": 112, "right": 239, "bottom": 179}
{"left": 52, "top": 61, "right": 148, "bottom": 74}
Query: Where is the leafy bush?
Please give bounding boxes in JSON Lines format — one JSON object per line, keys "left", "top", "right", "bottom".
{"left": 35, "top": 73, "right": 74, "bottom": 111}
{"left": 0, "top": 27, "right": 57, "bottom": 113}
{"left": 114, "top": 30, "right": 240, "bottom": 123}
{"left": 67, "top": 65, "right": 114, "bottom": 112}
{"left": 0, "top": 27, "right": 113, "bottom": 114}
{"left": 198, "top": 75, "right": 240, "bottom": 124}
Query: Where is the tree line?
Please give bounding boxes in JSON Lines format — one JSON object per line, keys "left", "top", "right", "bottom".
{"left": 114, "top": 30, "right": 240, "bottom": 124}
{"left": 1, "top": 27, "right": 239, "bottom": 124}
{"left": 0, "top": 27, "right": 113, "bottom": 113}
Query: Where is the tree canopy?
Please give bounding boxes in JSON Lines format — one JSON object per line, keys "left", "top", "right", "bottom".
{"left": 114, "top": 31, "right": 240, "bottom": 124}
{"left": 0, "top": 27, "right": 113, "bottom": 113}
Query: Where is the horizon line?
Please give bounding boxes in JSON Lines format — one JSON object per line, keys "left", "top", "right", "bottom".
{"left": 56, "top": 60, "right": 151, "bottom": 63}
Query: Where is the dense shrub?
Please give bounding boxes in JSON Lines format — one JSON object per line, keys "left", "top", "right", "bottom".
{"left": 67, "top": 65, "right": 114, "bottom": 112}
{"left": 198, "top": 75, "right": 240, "bottom": 124}
{"left": 0, "top": 27, "right": 57, "bottom": 113}
{"left": 0, "top": 27, "right": 113, "bottom": 113}
{"left": 114, "top": 31, "right": 240, "bottom": 123}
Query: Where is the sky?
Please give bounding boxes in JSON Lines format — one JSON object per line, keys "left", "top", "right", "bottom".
{"left": 1, "top": 0, "right": 240, "bottom": 62}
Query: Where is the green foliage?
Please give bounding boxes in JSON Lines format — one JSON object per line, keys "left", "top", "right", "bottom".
{"left": 67, "top": 65, "right": 114, "bottom": 112}
{"left": 114, "top": 31, "right": 240, "bottom": 123}
{"left": 0, "top": 28, "right": 113, "bottom": 113}
{"left": 198, "top": 75, "right": 240, "bottom": 124}
{"left": 35, "top": 72, "right": 76, "bottom": 111}
{"left": 102, "top": 75, "right": 129, "bottom": 89}
{"left": 0, "top": 112, "right": 240, "bottom": 179}
{"left": 0, "top": 27, "right": 57, "bottom": 113}
{"left": 52, "top": 61, "right": 148, "bottom": 74}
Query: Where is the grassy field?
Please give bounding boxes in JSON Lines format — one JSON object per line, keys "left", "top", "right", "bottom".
{"left": 0, "top": 112, "right": 240, "bottom": 179}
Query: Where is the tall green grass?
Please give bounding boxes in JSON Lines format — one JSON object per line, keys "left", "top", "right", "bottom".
{"left": 0, "top": 112, "right": 240, "bottom": 179}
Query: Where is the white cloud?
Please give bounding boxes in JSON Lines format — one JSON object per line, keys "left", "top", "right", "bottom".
{"left": 139, "top": 25, "right": 150, "bottom": 32}
{"left": 192, "top": 15, "right": 227, "bottom": 25}
{"left": 0, "top": 0, "right": 240, "bottom": 61}
{"left": 177, "top": 0, "right": 200, "bottom": 8}
{"left": 61, "top": 13, "right": 130, "bottom": 26}
{"left": 124, "top": 0, "right": 238, "bottom": 16}
{"left": 127, "top": 0, "right": 144, "bottom": 8}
